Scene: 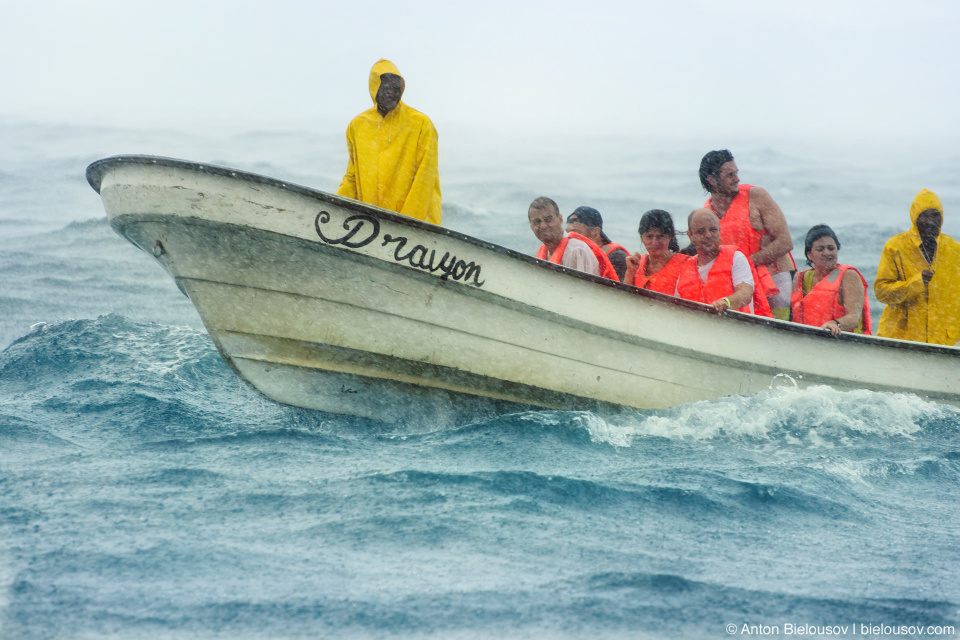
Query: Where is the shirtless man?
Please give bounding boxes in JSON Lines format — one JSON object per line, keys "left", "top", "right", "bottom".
{"left": 699, "top": 150, "right": 795, "bottom": 319}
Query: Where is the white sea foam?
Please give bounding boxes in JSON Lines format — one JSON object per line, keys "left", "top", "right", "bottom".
{"left": 585, "top": 385, "right": 954, "bottom": 446}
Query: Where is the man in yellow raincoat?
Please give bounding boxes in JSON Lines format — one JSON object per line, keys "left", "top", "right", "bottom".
{"left": 875, "top": 189, "right": 960, "bottom": 345}
{"left": 337, "top": 59, "right": 442, "bottom": 225}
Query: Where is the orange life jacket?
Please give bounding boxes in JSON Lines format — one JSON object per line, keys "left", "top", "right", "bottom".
{"left": 676, "top": 245, "right": 773, "bottom": 317}
{"left": 791, "top": 265, "right": 872, "bottom": 335}
{"left": 602, "top": 242, "right": 629, "bottom": 256}
{"left": 705, "top": 184, "right": 796, "bottom": 297}
{"left": 632, "top": 253, "right": 688, "bottom": 295}
{"left": 537, "top": 232, "right": 619, "bottom": 281}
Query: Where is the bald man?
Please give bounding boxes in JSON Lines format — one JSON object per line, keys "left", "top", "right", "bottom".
{"left": 676, "top": 208, "right": 772, "bottom": 316}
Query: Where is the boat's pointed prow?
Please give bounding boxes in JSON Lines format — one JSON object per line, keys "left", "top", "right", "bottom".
{"left": 88, "top": 155, "right": 960, "bottom": 419}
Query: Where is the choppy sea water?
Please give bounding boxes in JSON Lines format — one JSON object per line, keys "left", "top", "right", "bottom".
{"left": 1, "top": 122, "right": 958, "bottom": 639}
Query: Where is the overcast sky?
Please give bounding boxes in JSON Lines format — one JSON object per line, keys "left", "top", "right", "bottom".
{"left": 2, "top": 0, "right": 959, "bottom": 144}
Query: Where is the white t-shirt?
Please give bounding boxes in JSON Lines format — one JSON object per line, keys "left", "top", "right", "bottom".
{"left": 677, "top": 250, "right": 755, "bottom": 311}
{"left": 558, "top": 235, "right": 601, "bottom": 276}
{"left": 697, "top": 251, "right": 753, "bottom": 288}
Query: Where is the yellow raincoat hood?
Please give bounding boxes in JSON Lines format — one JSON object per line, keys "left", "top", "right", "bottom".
{"left": 909, "top": 188, "right": 943, "bottom": 230}
{"left": 336, "top": 59, "right": 442, "bottom": 225}
{"left": 875, "top": 188, "right": 960, "bottom": 345}
{"left": 368, "top": 58, "right": 404, "bottom": 105}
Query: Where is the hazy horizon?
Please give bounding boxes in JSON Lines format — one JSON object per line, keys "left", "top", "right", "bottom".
{"left": 2, "top": 0, "right": 959, "bottom": 144}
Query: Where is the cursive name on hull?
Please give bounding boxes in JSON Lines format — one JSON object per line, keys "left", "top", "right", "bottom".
{"left": 315, "top": 211, "right": 485, "bottom": 287}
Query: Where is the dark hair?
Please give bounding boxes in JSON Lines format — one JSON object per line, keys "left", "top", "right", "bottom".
{"left": 638, "top": 209, "right": 680, "bottom": 252}
{"left": 699, "top": 149, "right": 735, "bottom": 192}
{"left": 528, "top": 196, "right": 559, "bottom": 216}
{"left": 803, "top": 224, "right": 841, "bottom": 267}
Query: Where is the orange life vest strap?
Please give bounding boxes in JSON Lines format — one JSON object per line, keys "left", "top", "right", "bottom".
{"left": 706, "top": 184, "right": 796, "bottom": 284}
{"left": 602, "top": 242, "right": 629, "bottom": 256}
{"left": 791, "top": 265, "right": 872, "bottom": 335}
{"left": 677, "top": 246, "right": 772, "bottom": 317}
{"left": 633, "top": 253, "right": 688, "bottom": 295}
{"left": 537, "top": 233, "right": 619, "bottom": 281}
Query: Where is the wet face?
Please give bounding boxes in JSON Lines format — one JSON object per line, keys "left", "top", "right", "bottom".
{"left": 916, "top": 209, "right": 942, "bottom": 241}
{"left": 565, "top": 220, "right": 590, "bottom": 237}
{"left": 641, "top": 228, "right": 672, "bottom": 258}
{"left": 807, "top": 235, "right": 839, "bottom": 273}
{"left": 687, "top": 210, "right": 721, "bottom": 257}
{"left": 376, "top": 73, "right": 404, "bottom": 114}
{"left": 709, "top": 161, "right": 740, "bottom": 197}
{"left": 528, "top": 206, "right": 564, "bottom": 246}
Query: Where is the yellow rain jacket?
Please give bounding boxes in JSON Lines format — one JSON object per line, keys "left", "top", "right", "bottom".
{"left": 337, "top": 59, "right": 442, "bottom": 225}
{"left": 875, "top": 189, "right": 960, "bottom": 345}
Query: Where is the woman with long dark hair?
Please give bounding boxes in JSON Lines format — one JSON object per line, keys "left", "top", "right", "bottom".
{"left": 623, "top": 209, "right": 688, "bottom": 295}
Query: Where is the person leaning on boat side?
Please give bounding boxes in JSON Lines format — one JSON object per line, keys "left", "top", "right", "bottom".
{"left": 700, "top": 149, "right": 796, "bottom": 320}
{"left": 623, "top": 209, "right": 687, "bottom": 295}
{"left": 676, "top": 208, "right": 773, "bottom": 316}
{"left": 336, "top": 59, "right": 442, "bottom": 225}
{"left": 874, "top": 189, "right": 960, "bottom": 345}
{"left": 528, "top": 197, "right": 619, "bottom": 280}
{"left": 792, "top": 225, "right": 871, "bottom": 337}
{"left": 564, "top": 206, "right": 630, "bottom": 281}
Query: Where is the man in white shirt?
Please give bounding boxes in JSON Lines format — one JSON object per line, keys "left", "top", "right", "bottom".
{"left": 675, "top": 208, "right": 761, "bottom": 314}
{"left": 528, "top": 197, "right": 601, "bottom": 275}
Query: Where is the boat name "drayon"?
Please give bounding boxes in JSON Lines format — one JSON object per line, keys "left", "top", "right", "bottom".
{"left": 314, "top": 211, "right": 485, "bottom": 287}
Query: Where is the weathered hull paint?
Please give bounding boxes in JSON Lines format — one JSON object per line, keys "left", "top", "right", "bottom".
{"left": 87, "top": 156, "right": 960, "bottom": 421}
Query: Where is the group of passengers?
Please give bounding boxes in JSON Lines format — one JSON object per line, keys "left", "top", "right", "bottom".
{"left": 336, "top": 60, "right": 957, "bottom": 347}
{"left": 526, "top": 149, "right": 960, "bottom": 347}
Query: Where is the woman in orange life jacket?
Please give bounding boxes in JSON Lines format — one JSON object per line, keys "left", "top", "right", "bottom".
{"left": 623, "top": 209, "right": 689, "bottom": 295}
{"left": 791, "top": 225, "right": 871, "bottom": 336}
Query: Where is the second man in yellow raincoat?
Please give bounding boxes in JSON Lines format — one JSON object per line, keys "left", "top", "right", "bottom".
{"left": 875, "top": 189, "right": 960, "bottom": 345}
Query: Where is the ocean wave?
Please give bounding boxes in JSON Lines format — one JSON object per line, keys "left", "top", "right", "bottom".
{"left": 365, "top": 468, "right": 660, "bottom": 510}
{"left": 0, "top": 314, "right": 266, "bottom": 444}
{"left": 569, "top": 570, "right": 959, "bottom": 629}
{"left": 0, "top": 412, "right": 81, "bottom": 453}
{"left": 0, "top": 314, "right": 421, "bottom": 451}
{"left": 61, "top": 216, "right": 112, "bottom": 234}
{"left": 353, "top": 468, "right": 858, "bottom": 524}
{"left": 142, "top": 423, "right": 359, "bottom": 451}
{"left": 400, "top": 410, "right": 605, "bottom": 449}
{"left": 7, "top": 562, "right": 955, "bottom": 640}
{"left": 3, "top": 314, "right": 956, "bottom": 454}
{"left": 589, "top": 385, "right": 957, "bottom": 445}
{"left": 409, "top": 385, "right": 957, "bottom": 456}
{"left": 1, "top": 314, "right": 219, "bottom": 385}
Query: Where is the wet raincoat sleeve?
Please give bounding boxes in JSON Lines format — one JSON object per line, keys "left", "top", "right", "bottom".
{"left": 337, "top": 133, "right": 360, "bottom": 200}
{"left": 874, "top": 239, "right": 927, "bottom": 305}
{"left": 399, "top": 120, "right": 441, "bottom": 223}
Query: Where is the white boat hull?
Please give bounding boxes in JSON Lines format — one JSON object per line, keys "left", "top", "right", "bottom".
{"left": 87, "top": 156, "right": 960, "bottom": 421}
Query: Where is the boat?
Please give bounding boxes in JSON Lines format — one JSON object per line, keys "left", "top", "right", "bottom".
{"left": 86, "top": 155, "right": 960, "bottom": 422}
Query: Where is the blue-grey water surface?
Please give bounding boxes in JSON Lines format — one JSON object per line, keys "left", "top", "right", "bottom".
{"left": 1, "top": 122, "right": 958, "bottom": 639}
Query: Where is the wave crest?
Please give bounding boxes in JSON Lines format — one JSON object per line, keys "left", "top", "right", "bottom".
{"left": 588, "top": 385, "right": 956, "bottom": 446}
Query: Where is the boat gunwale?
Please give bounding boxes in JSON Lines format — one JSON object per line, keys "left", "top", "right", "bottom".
{"left": 88, "top": 154, "right": 960, "bottom": 360}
